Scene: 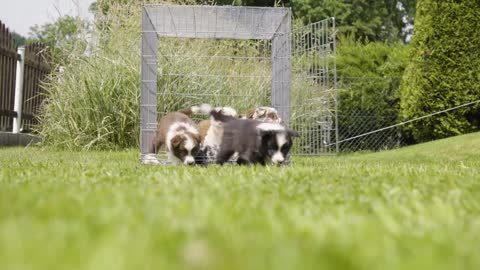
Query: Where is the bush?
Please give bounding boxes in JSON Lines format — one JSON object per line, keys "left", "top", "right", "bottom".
{"left": 336, "top": 36, "right": 410, "bottom": 151}
{"left": 37, "top": 2, "right": 413, "bottom": 152}
{"left": 399, "top": 0, "right": 480, "bottom": 143}
{"left": 38, "top": 3, "right": 273, "bottom": 150}
{"left": 38, "top": 4, "right": 141, "bottom": 150}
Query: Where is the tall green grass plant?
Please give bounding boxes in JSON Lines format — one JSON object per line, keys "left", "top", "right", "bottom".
{"left": 38, "top": 3, "right": 277, "bottom": 150}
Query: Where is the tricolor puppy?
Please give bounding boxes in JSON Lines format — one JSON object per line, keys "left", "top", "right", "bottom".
{"left": 149, "top": 111, "right": 201, "bottom": 165}
{"left": 211, "top": 111, "right": 298, "bottom": 166}
{"left": 196, "top": 106, "right": 238, "bottom": 163}
{"left": 243, "top": 106, "right": 282, "bottom": 123}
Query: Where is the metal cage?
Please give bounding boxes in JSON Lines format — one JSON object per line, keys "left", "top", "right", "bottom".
{"left": 140, "top": 5, "right": 337, "bottom": 163}
{"left": 291, "top": 19, "right": 338, "bottom": 155}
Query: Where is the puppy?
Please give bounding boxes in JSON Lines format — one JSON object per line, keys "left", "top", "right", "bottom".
{"left": 149, "top": 111, "right": 201, "bottom": 165}
{"left": 178, "top": 103, "right": 214, "bottom": 117}
{"left": 175, "top": 104, "right": 237, "bottom": 164}
{"left": 211, "top": 111, "right": 298, "bottom": 166}
{"left": 197, "top": 106, "right": 238, "bottom": 144}
{"left": 196, "top": 106, "right": 238, "bottom": 163}
{"left": 243, "top": 106, "right": 282, "bottom": 123}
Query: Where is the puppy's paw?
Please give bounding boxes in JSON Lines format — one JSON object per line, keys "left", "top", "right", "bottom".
{"left": 141, "top": 154, "right": 161, "bottom": 165}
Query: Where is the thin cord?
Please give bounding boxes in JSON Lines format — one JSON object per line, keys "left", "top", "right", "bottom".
{"left": 331, "top": 99, "right": 480, "bottom": 146}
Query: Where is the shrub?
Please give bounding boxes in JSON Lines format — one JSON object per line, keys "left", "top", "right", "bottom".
{"left": 399, "top": 0, "right": 480, "bottom": 143}
{"left": 37, "top": 2, "right": 413, "bottom": 151}
{"left": 336, "top": 35, "right": 410, "bottom": 151}
{"left": 38, "top": 3, "right": 273, "bottom": 150}
{"left": 38, "top": 4, "right": 141, "bottom": 150}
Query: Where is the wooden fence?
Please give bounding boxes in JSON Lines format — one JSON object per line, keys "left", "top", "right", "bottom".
{"left": 0, "top": 20, "right": 50, "bottom": 132}
{"left": 22, "top": 43, "right": 51, "bottom": 131}
{"left": 0, "top": 21, "right": 17, "bottom": 131}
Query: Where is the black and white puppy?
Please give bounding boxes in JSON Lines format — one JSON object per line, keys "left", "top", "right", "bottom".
{"left": 211, "top": 111, "right": 298, "bottom": 166}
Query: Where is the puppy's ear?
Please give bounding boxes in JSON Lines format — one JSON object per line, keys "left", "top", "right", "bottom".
{"left": 256, "top": 108, "right": 267, "bottom": 118}
{"left": 171, "top": 135, "right": 182, "bottom": 147}
{"left": 287, "top": 128, "right": 299, "bottom": 137}
{"left": 258, "top": 129, "right": 275, "bottom": 142}
{"left": 267, "top": 112, "right": 278, "bottom": 121}
{"left": 245, "top": 108, "right": 256, "bottom": 119}
{"left": 259, "top": 129, "right": 274, "bottom": 135}
{"left": 193, "top": 133, "right": 201, "bottom": 144}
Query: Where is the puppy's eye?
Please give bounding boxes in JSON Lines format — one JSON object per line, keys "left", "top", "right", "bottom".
{"left": 281, "top": 144, "right": 291, "bottom": 152}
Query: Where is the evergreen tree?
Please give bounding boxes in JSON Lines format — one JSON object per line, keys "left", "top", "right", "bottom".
{"left": 400, "top": 0, "right": 480, "bottom": 142}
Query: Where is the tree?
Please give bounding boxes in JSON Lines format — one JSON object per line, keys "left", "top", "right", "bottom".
{"left": 28, "top": 15, "right": 88, "bottom": 60}
{"left": 286, "top": 0, "right": 416, "bottom": 42}
{"left": 12, "top": 32, "right": 26, "bottom": 47}
{"left": 90, "top": 0, "right": 415, "bottom": 42}
{"left": 399, "top": 0, "right": 480, "bottom": 142}
{"left": 216, "top": 0, "right": 417, "bottom": 42}
{"left": 215, "top": 0, "right": 279, "bottom": 6}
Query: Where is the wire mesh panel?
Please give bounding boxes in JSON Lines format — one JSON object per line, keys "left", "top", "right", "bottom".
{"left": 157, "top": 38, "right": 272, "bottom": 115}
{"left": 140, "top": 5, "right": 337, "bottom": 164}
{"left": 291, "top": 19, "right": 337, "bottom": 155}
{"left": 336, "top": 76, "right": 404, "bottom": 152}
{"left": 143, "top": 5, "right": 290, "bottom": 39}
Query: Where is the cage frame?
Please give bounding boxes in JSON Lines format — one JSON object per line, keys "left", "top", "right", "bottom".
{"left": 140, "top": 4, "right": 338, "bottom": 163}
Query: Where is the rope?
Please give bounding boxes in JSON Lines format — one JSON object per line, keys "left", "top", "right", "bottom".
{"left": 330, "top": 99, "right": 480, "bottom": 146}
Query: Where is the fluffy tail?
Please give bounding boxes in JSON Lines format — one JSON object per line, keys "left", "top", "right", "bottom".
{"left": 210, "top": 110, "right": 237, "bottom": 123}
{"left": 178, "top": 104, "right": 213, "bottom": 116}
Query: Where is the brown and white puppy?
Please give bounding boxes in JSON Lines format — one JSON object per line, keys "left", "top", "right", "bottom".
{"left": 196, "top": 106, "right": 238, "bottom": 163}
{"left": 149, "top": 112, "right": 201, "bottom": 165}
{"left": 243, "top": 106, "right": 282, "bottom": 123}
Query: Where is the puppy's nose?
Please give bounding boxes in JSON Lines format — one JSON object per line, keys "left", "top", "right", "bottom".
{"left": 184, "top": 156, "right": 195, "bottom": 165}
{"left": 273, "top": 158, "right": 284, "bottom": 164}
{"left": 271, "top": 153, "right": 285, "bottom": 164}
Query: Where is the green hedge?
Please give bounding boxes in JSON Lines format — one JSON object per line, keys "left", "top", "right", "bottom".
{"left": 336, "top": 36, "right": 410, "bottom": 151}
{"left": 399, "top": 0, "right": 480, "bottom": 142}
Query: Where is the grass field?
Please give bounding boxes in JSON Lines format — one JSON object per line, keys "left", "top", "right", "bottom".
{"left": 1, "top": 132, "right": 479, "bottom": 270}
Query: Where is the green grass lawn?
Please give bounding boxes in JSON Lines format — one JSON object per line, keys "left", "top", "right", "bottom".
{"left": 1, "top": 133, "right": 479, "bottom": 270}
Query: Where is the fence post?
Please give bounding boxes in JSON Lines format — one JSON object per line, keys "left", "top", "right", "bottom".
{"left": 12, "top": 47, "right": 25, "bottom": 133}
